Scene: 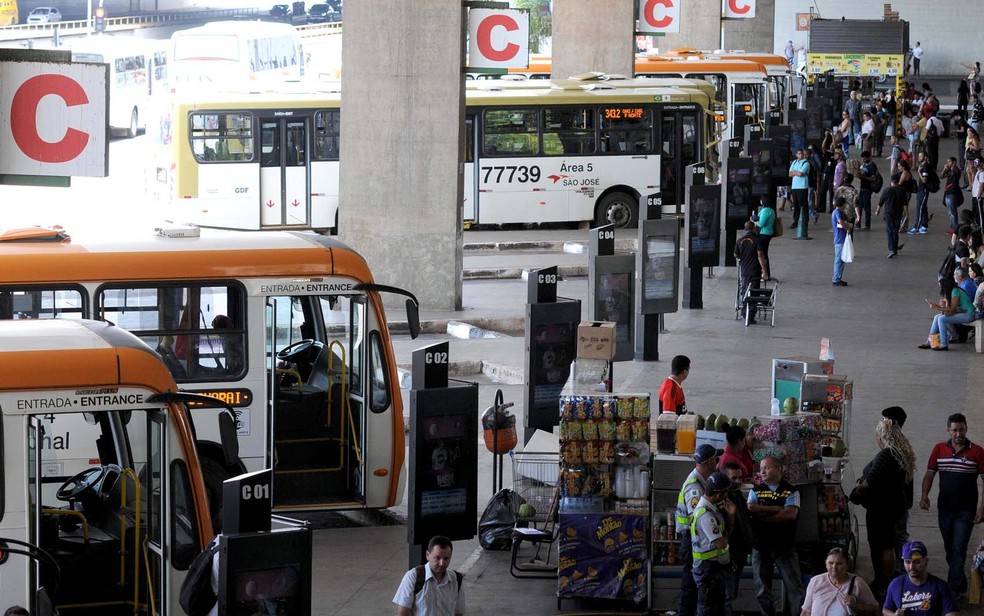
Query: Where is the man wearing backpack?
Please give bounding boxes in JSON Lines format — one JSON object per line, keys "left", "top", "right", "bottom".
{"left": 876, "top": 174, "right": 909, "bottom": 258}
{"left": 393, "top": 535, "right": 466, "bottom": 615}
{"left": 925, "top": 112, "right": 944, "bottom": 170}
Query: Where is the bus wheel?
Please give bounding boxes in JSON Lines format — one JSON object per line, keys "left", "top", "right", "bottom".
{"left": 200, "top": 455, "right": 230, "bottom": 535}
{"left": 596, "top": 191, "right": 638, "bottom": 229}
{"left": 127, "top": 109, "right": 138, "bottom": 139}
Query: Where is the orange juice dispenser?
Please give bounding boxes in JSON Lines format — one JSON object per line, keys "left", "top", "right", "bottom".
{"left": 676, "top": 414, "right": 698, "bottom": 455}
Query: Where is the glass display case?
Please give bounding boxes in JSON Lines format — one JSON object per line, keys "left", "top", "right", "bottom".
{"left": 557, "top": 393, "right": 651, "bottom": 607}
{"left": 800, "top": 375, "right": 853, "bottom": 453}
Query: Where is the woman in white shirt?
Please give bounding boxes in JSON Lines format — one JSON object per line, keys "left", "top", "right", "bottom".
{"left": 801, "top": 548, "right": 880, "bottom": 616}
{"left": 860, "top": 112, "right": 877, "bottom": 153}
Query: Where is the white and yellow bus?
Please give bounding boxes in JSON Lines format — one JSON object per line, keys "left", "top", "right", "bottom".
{"left": 69, "top": 36, "right": 169, "bottom": 138}
{"left": 0, "top": 318, "right": 214, "bottom": 614}
{"left": 0, "top": 224, "right": 419, "bottom": 519}
{"left": 151, "top": 80, "right": 711, "bottom": 230}
{"left": 169, "top": 21, "right": 304, "bottom": 88}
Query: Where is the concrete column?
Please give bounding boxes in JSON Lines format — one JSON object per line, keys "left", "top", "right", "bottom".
{"left": 339, "top": 1, "right": 464, "bottom": 311}
{"left": 552, "top": 0, "right": 634, "bottom": 79}
{"left": 721, "top": 0, "right": 775, "bottom": 53}
{"left": 652, "top": 0, "right": 776, "bottom": 53}
{"left": 650, "top": 0, "right": 719, "bottom": 54}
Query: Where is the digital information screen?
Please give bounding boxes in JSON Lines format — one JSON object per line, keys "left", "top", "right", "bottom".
{"left": 596, "top": 272, "right": 632, "bottom": 346}
{"left": 643, "top": 235, "right": 676, "bottom": 301}
{"left": 531, "top": 322, "right": 573, "bottom": 407}
{"left": 419, "top": 414, "right": 469, "bottom": 518}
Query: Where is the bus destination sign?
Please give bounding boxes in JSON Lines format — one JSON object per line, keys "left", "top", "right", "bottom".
{"left": 603, "top": 107, "right": 645, "bottom": 120}
{"left": 186, "top": 388, "right": 254, "bottom": 409}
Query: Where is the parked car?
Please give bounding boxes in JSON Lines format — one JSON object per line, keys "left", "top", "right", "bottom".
{"left": 269, "top": 4, "right": 290, "bottom": 21}
{"left": 307, "top": 3, "right": 338, "bottom": 23}
{"left": 26, "top": 6, "right": 61, "bottom": 23}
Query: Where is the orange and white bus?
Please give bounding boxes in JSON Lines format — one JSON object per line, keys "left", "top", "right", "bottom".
{"left": 0, "top": 318, "right": 214, "bottom": 614}
{"left": 0, "top": 224, "right": 420, "bottom": 518}
{"left": 503, "top": 54, "right": 769, "bottom": 142}
{"left": 663, "top": 49, "right": 806, "bottom": 122}
{"left": 151, "top": 80, "right": 712, "bottom": 230}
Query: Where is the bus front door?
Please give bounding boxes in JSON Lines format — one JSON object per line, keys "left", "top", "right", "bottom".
{"left": 267, "top": 294, "right": 367, "bottom": 509}
{"left": 260, "top": 118, "right": 310, "bottom": 228}
{"left": 660, "top": 106, "right": 703, "bottom": 214}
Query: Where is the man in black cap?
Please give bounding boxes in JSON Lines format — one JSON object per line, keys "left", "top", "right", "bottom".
{"left": 675, "top": 443, "right": 723, "bottom": 616}
{"left": 691, "top": 472, "right": 735, "bottom": 616}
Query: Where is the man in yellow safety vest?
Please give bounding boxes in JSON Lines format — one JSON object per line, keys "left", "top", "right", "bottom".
{"left": 675, "top": 443, "right": 723, "bottom": 616}
{"left": 691, "top": 471, "right": 735, "bottom": 616}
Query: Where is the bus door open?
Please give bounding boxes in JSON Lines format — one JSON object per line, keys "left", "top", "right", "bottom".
{"left": 732, "top": 82, "right": 765, "bottom": 138}
{"left": 266, "top": 292, "right": 367, "bottom": 508}
{"left": 463, "top": 113, "right": 478, "bottom": 224}
{"left": 260, "top": 117, "right": 310, "bottom": 228}
{"left": 29, "top": 408, "right": 177, "bottom": 615}
{"left": 659, "top": 105, "right": 703, "bottom": 214}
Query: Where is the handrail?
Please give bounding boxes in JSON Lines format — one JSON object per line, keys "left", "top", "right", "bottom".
{"left": 329, "top": 339, "right": 362, "bottom": 465}
{"left": 117, "top": 466, "right": 141, "bottom": 614}
{"left": 142, "top": 538, "right": 158, "bottom": 616}
{"left": 275, "top": 368, "right": 304, "bottom": 393}
{"left": 40, "top": 509, "right": 89, "bottom": 543}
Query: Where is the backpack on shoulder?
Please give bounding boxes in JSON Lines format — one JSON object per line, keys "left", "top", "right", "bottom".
{"left": 872, "top": 170, "right": 884, "bottom": 194}
{"left": 925, "top": 168, "right": 941, "bottom": 193}
{"left": 926, "top": 120, "right": 940, "bottom": 143}
{"left": 179, "top": 538, "right": 219, "bottom": 616}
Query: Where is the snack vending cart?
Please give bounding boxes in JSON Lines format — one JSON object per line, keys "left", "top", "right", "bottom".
{"left": 557, "top": 392, "right": 652, "bottom": 609}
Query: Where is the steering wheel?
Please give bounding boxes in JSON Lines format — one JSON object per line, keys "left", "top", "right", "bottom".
{"left": 277, "top": 339, "right": 315, "bottom": 363}
{"left": 56, "top": 467, "right": 107, "bottom": 502}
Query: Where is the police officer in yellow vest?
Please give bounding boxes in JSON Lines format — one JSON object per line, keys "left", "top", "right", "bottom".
{"left": 676, "top": 443, "right": 723, "bottom": 616}
{"left": 691, "top": 471, "right": 735, "bottom": 616}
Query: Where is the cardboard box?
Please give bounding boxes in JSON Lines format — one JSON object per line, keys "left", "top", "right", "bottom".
{"left": 577, "top": 321, "right": 616, "bottom": 360}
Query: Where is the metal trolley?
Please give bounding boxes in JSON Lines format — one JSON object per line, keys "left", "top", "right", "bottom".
{"left": 509, "top": 451, "right": 560, "bottom": 579}
{"left": 735, "top": 276, "right": 780, "bottom": 326}
{"left": 511, "top": 451, "right": 558, "bottom": 524}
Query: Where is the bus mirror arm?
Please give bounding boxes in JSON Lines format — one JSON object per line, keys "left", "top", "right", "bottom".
{"left": 352, "top": 283, "right": 421, "bottom": 340}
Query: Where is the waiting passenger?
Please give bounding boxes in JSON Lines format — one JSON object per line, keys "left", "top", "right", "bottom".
{"left": 212, "top": 315, "right": 244, "bottom": 374}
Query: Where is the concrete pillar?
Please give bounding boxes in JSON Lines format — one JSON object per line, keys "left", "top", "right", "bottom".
{"left": 651, "top": 0, "right": 776, "bottom": 53}
{"left": 552, "top": 0, "right": 634, "bottom": 79}
{"left": 721, "top": 0, "right": 776, "bottom": 53}
{"left": 650, "top": 0, "right": 719, "bottom": 54}
{"left": 339, "top": 1, "right": 464, "bottom": 311}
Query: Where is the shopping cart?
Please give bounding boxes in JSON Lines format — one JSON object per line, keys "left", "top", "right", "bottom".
{"left": 735, "top": 275, "right": 780, "bottom": 327}
{"left": 511, "top": 451, "right": 558, "bottom": 524}
{"left": 509, "top": 451, "right": 559, "bottom": 579}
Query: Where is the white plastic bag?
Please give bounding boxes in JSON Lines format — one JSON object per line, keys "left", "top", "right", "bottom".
{"left": 841, "top": 234, "right": 855, "bottom": 263}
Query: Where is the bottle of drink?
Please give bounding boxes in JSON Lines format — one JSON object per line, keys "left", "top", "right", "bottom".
{"left": 771, "top": 397, "right": 781, "bottom": 416}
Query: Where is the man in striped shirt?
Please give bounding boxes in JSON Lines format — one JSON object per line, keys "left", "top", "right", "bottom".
{"left": 919, "top": 413, "right": 984, "bottom": 602}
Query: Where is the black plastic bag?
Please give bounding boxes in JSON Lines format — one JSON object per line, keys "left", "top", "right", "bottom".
{"left": 479, "top": 488, "right": 525, "bottom": 550}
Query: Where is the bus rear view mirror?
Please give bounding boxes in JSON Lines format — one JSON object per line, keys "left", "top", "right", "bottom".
{"left": 406, "top": 299, "right": 420, "bottom": 339}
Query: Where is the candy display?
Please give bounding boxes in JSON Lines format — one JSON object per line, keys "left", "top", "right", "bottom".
{"left": 558, "top": 393, "right": 651, "bottom": 605}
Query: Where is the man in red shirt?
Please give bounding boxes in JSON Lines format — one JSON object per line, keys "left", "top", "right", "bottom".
{"left": 658, "top": 355, "right": 690, "bottom": 415}
{"left": 919, "top": 412, "right": 984, "bottom": 601}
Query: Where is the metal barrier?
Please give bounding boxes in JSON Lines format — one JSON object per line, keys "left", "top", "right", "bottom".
{"left": 0, "top": 8, "right": 264, "bottom": 42}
